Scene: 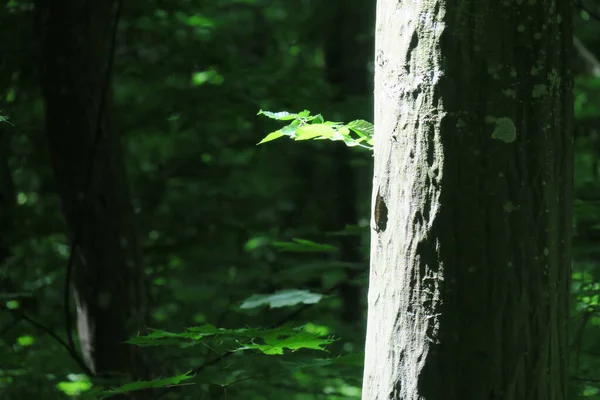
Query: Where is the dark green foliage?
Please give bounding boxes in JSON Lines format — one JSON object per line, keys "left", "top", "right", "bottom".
{"left": 0, "top": 1, "right": 599, "bottom": 399}
{"left": 0, "top": 1, "right": 369, "bottom": 398}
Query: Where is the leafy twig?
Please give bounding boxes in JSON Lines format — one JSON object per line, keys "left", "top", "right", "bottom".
{"left": 257, "top": 110, "right": 374, "bottom": 151}
{"left": 155, "top": 282, "right": 347, "bottom": 398}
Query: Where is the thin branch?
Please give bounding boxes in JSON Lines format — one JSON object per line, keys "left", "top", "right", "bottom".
{"left": 63, "top": 242, "right": 79, "bottom": 359}
{"left": 571, "top": 376, "right": 600, "bottom": 384}
{"left": 574, "top": 36, "right": 600, "bottom": 76}
{"left": 0, "top": 315, "right": 22, "bottom": 335}
{"left": 223, "top": 370, "right": 288, "bottom": 388}
{"left": 2, "top": 306, "right": 93, "bottom": 375}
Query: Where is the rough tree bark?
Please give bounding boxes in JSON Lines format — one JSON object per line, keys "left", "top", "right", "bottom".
{"left": 34, "top": 1, "right": 146, "bottom": 382}
{"left": 363, "top": 1, "right": 573, "bottom": 399}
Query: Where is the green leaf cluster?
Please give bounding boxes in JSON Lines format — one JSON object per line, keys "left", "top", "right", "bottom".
{"left": 128, "top": 324, "right": 335, "bottom": 355}
{"left": 257, "top": 110, "right": 374, "bottom": 150}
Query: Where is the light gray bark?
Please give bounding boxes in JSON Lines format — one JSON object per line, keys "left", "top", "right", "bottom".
{"left": 363, "top": 1, "right": 573, "bottom": 399}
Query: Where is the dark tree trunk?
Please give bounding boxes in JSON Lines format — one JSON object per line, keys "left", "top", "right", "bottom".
{"left": 34, "top": 0, "right": 146, "bottom": 383}
{"left": 0, "top": 127, "right": 15, "bottom": 266}
{"left": 323, "top": 0, "right": 374, "bottom": 323}
{"left": 363, "top": 0, "right": 573, "bottom": 399}
{"left": 0, "top": 124, "right": 16, "bottom": 301}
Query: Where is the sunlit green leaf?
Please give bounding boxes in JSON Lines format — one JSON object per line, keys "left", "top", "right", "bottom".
{"left": 347, "top": 119, "right": 374, "bottom": 139}
{"left": 56, "top": 380, "right": 93, "bottom": 396}
{"left": 257, "top": 130, "right": 284, "bottom": 145}
{"left": 295, "top": 124, "right": 336, "bottom": 140}
{"left": 257, "top": 110, "right": 299, "bottom": 121}
{"left": 5, "top": 300, "right": 19, "bottom": 309}
{"left": 16, "top": 335, "right": 34, "bottom": 346}
{"left": 238, "top": 332, "right": 334, "bottom": 355}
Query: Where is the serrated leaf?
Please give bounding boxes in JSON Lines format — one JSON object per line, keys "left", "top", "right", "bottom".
{"left": 238, "top": 332, "right": 334, "bottom": 355}
{"left": 312, "top": 114, "right": 325, "bottom": 123}
{"left": 127, "top": 330, "right": 200, "bottom": 347}
{"left": 257, "top": 130, "right": 284, "bottom": 145}
{"left": 281, "top": 123, "right": 298, "bottom": 135}
{"left": 127, "top": 324, "right": 222, "bottom": 347}
{"left": 347, "top": 119, "right": 374, "bottom": 139}
{"left": 128, "top": 324, "right": 334, "bottom": 359}
{"left": 295, "top": 124, "right": 336, "bottom": 140}
{"left": 257, "top": 110, "right": 298, "bottom": 121}
{"left": 128, "top": 324, "right": 302, "bottom": 347}
{"left": 337, "top": 126, "right": 351, "bottom": 137}
{"left": 240, "top": 289, "right": 324, "bottom": 309}
{"left": 99, "top": 372, "right": 194, "bottom": 398}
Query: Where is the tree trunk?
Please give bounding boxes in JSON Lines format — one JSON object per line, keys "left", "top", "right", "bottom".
{"left": 363, "top": 1, "right": 573, "bottom": 399}
{"left": 34, "top": 1, "right": 146, "bottom": 383}
{"left": 0, "top": 124, "right": 16, "bottom": 285}
{"left": 323, "top": 0, "right": 374, "bottom": 324}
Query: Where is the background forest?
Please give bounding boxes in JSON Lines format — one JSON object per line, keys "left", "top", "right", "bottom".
{"left": 1, "top": 0, "right": 600, "bottom": 399}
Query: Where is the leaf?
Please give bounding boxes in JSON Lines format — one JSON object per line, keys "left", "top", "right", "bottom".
{"left": 256, "top": 110, "right": 374, "bottom": 150}
{"left": 238, "top": 332, "right": 334, "bottom": 355}
{"left": 127, "top": 323, "right": 335, "bottom": 356}
{"left": 273, "top": 238, "right": 338, "bottom": 253}
{"left": 99, "top": 372, "right": 194, "bottom": 398}
{"left": 56, "top": 381, "right": 93, "bottom": 396}
{"left": 257, "top": 110, "right": 300, "bottom": 121}
{"left": 257, "top": 130, "right": 284, "bottom": 145}
{"left": 240, "top": 289, "right": 324, "bottom": 309}
{"left": 17, "top": 335, "right": 34, "bottom": 346}
{"left": 183, "top": 323, "right": 220, "bottom": 334}
{"left": 347, "top": 119, "right": 374, "bottom": 139}
{"left": 281, "top": 123, "right": 298, "bottom": 135}
{"left": 128, "top": 324, "right": 296, "bottom": 347}
{"left": 0, "top": 114, "right": 13, "bottom": 126}
{"left": 295, "top": 124, "right": 336, "bottom": 140}
{"left": 336, "top": 126, "right": 351, "bottom": 138}
{"left": 5, "top": 300, "right": 19, "bottom": 309}
{"left": 244, "top": 236, "right": 270, "bottom": 251}
{"left": 312, "top": 114, "right": 325, "bottom": 123}
{"left": 128, "top": 330, "right": 194, "bottom": 347}
{"left": 127, "top": 324, "right": 219, "bottom": 347}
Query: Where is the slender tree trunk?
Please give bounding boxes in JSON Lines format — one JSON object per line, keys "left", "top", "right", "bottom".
{"left": 34, "top": 1, "right": 146, "bottom": 383}
{"left": 0, "top": 125, "right": 15, "bottom": 276}
{"left": 363, "top": 1, "right": 573, "bottom": 399}
{"left": 324, "top": 0, "right": 374, "bottom": 323}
